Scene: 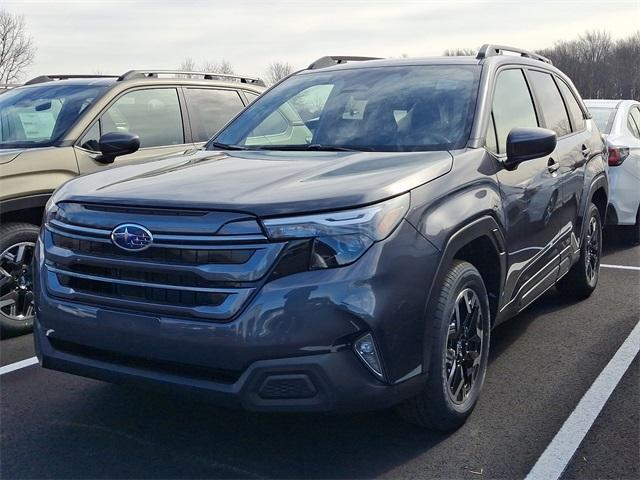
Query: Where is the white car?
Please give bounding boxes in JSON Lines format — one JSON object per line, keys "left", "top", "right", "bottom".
{"left": 585, "top": 99, "right": 640, "bottom": 241}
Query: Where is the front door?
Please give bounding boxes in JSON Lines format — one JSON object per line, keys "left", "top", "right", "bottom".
{"left": 74, "top": 87, "right": 193, "bottom": 174}
{"left": 488, "top": 68, "right": 565, "bottom": 311}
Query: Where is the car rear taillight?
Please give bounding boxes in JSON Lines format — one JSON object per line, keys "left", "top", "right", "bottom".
{"left": 608, "top": 146, "right": 629, "bottom": 166}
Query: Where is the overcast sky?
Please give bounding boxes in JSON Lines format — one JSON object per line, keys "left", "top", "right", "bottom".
{"left": 4, "top": 0, "right": 639, "bottom": 81}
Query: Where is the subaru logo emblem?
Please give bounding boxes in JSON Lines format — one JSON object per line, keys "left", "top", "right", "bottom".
{"left": 111, "top": 224, "right": 153, "bottom": 251}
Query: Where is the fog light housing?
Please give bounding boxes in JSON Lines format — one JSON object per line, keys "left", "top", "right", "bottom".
{"left": 354, "top": 333, "right": 384, "bottom": 380}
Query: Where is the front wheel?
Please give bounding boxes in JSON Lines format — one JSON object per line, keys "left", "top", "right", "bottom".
{"left": 0, "top": 222, "right": 40, "bottom": 337}
{"left": 397, "top": 260, "right": 490, "bottom": 430}
{"left": 556, "top": 203, "right": 602, "bottom": 300}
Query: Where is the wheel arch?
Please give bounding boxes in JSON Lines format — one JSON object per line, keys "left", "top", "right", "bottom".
{"left": 0, "top": 194, "right": 50, "bottom": 226}
{"left": 421, "top": 215, "right": 507, "bottom": 374}
{"left": 583, "top": 174, "right": 608, "bottom": 243}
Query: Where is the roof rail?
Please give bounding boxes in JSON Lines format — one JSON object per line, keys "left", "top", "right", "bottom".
{"left": 24, "top": 74, "right": 119, "bottom": 85}
{"left": 476, "top": 44, "right": 552, "bottom": 65}
{"left": 308, "top": 56, "right": 382, "bottom": 70}
{"left": 117, "top": 70, "right": 266, "bottom": 86}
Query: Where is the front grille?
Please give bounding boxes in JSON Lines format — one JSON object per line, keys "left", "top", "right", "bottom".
{"left": 43, "top": 203, "right": 284, "bottom": 321}
{"left": 52, "top": 234, "right": 254, "bottom": 265}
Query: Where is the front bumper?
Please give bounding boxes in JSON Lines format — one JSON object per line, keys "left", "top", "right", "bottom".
{"left": 34, "top": 220, "right": 440, "bottom": 412}
{"left": 34, "top": 319, "right": 425, "bottom": 412}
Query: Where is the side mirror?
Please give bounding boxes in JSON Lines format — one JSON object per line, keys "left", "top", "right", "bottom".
{"left": 505, "top": 127, "right": 557, "bottom": 170}
{"left": 96, "top": 132, "right": 140, "bottom": 164}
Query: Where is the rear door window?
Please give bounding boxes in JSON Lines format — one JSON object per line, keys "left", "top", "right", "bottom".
{"left": 184, "top": 88, "right": 245, "bottom": 142}
{"left": 528, "top": 70, "right": 571, "bottom": 137}
{"left": 491, "top": 69, "right": 539, "bottom": 154}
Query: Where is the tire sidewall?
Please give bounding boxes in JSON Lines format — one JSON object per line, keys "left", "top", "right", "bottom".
{"left": 0, "top": 223, "right": 40, "bottom": 336}
{"left": 432, "top": 264, "right": 491, "bottom": 418}
{"left": 584, "top": 204, "right": 602, "bottom": 290}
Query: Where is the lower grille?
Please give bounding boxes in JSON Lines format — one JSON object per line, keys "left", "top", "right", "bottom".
{"left": 50, "top": 338, "right": 241, "bottom": 384}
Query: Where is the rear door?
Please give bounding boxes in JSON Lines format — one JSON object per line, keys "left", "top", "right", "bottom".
{"left": 75, "top": 87, "right": 193, "bottom": 174}
{"left": 182, "top": 88, "right": 246, "bottom": 145}
{"left": 526, "top": 69, "right": 589, "bottom": 277}
{"left": 489, "top": 68, "right": 564, "bottom": 311}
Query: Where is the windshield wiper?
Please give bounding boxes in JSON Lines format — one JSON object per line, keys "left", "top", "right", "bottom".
{"left": 208, "top": 141, "right": 247, "bottom": 151}
{"left": 244, "top": 144, "right": 367, "bottom": 152}
{"left": 307, "top": 144, "right": 365, "bottom": 152}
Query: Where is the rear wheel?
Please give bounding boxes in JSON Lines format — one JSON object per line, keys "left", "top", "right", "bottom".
{"left": 397, "top": 260, "right": 490, "bottom": 430}
{"left": 0, "top": 223, "right": 40, "bottom": 337}
{"left": 556, "top": 203, "right": 602, "bottom": 300}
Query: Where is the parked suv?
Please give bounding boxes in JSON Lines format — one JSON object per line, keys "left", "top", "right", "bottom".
{"left": 585, "top": 99, "right": 640, "bottom": 242}
{"left": 0, "top": 70, "right": 264, "bottom": 334}
{"left": 34, "top": 47, "right": 608, "bottom": 430}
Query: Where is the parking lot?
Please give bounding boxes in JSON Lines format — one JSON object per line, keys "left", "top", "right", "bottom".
{"left": 1, "top": 233, "right": 638, "bottom": 479}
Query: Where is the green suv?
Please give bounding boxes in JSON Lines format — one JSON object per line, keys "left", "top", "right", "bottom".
{"left": 0, "top": 70, "right": 264, "bottom": 335}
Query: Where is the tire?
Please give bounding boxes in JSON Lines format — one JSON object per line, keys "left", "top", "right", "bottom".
{"left": 556, "top": 203, "right": 602, "bottom": 300}
{"left": 0, "top": 222, "right": 40, "bottom": 337}
{"left": 633, "top": 207, "right": 640, "bottom": 245}
{"left": 397, "top": 260, "right": 491, "bottom": 431}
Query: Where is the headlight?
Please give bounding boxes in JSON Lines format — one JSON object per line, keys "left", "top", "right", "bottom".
{"left": 43, "top": 196, "right": 59, "bottom": 224}
{"left": 263, "top": 193, "right": 410, "bottom": 269}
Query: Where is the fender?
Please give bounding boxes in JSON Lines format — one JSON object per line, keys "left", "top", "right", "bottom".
{"left": 421, "top": 215, "right": 507, "bottom": 375}
{"left": 0, "top": 193, "right": 52, "bottom": 216}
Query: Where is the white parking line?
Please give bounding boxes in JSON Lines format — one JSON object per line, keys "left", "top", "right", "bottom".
{"left": 0, "top": 356, "right": 38, "bottom": 375}
{"left": 601, "top": 263, "right": 640, "bottom": 271}
{"left": 525, "top": 319, "right": 640, "bottom": 480}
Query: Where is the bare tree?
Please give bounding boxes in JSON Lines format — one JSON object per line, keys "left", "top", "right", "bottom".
{"left": 202, "top": 59, "right": 235, "bottom": 75}
{"left": 0, "top": 9, "right": 36, "bottom": 84}
{"left": 179, "top": 57, "right": 197, "bottom": 72}
{"left": 443, "top": 48, "right": 476, "bottom": 56}
{"left": 265, "top": 61, "right": 293, "bottom": 85}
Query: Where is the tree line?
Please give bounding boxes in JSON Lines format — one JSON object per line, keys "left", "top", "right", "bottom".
{"left": 537, "top": 31, "right": 639, "bottom": 100}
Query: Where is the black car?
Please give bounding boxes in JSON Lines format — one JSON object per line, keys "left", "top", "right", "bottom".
{"left": 33, "top": 46, "right": 608, "bottom": 430}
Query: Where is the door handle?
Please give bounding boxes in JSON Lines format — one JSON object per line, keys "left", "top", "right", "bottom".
{"left": 548, "top": 158, "right": 560, "bottom": 173}
{"left": 581, "top": 145, "right": 591, "bottom": 158}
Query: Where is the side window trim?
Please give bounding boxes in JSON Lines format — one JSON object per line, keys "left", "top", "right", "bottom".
{"left": 74, "top": 86, "right": 188, "bottom": 150}
{"left": 555, "top": 77, "right": 587, "bottom": 134}
{"left": 628, "top": 106, "right": 640, "bottom": 139}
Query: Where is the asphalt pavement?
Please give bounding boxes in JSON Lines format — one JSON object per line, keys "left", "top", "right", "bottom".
{"left": 1, "top": 232, "right": 638, "bottom": 479}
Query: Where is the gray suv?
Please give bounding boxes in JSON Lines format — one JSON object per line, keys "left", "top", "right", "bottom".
{"left": 34, "top": 46, "right": 607, "bottom": 430}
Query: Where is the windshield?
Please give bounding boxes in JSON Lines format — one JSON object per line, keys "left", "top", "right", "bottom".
{"left": 588, "top": 107, "right": 616, "bottom": 134}
{"left": 0, "top": 84, "right": 109, "bottom": 149}
{"left": 211, "top": 65, "right": 480, "bottom": 152}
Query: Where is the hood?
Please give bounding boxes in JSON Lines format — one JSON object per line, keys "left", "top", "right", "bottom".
{"left": 0, "top": 148, "right": 24, "bottom": 165}
{"left": 55, "top": 148, "right": 453, "bottom": 217}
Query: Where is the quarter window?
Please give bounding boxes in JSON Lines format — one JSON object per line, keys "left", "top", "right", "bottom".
{"left": 628, "top": 107, "right": 640, "bottom": 139}
{"left": 79, "top": 121, "right": 101, "bottom": 151}
{"left": 100, "top": 88, "right": 184, "bottom": 148}
{"left": 528, "top": 71, "right": 571, "bottom": 137}
{"left": 492, "top": 69, "right": 538, "bottom": 154}
{"left": 184, "top": 88, "right": 245, "bottom": 142}
{"left": 557, "top": 80, "right": 585, "bottom": 131}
